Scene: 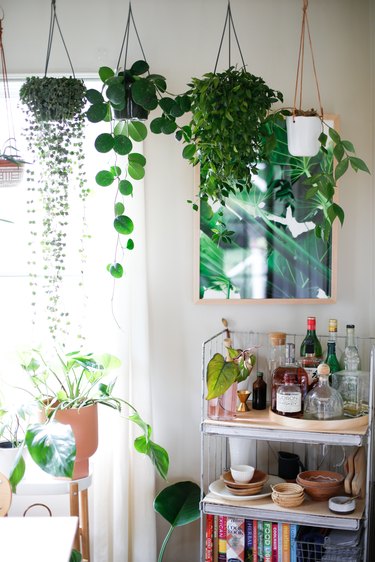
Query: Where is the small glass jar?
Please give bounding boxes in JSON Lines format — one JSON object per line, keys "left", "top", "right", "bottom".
{"left": 331, "top": 370, "right": 369, "bottom": 417}
{"left": 276, "top": 373, "right": 302, "bottom": 417}
{"left": 304, "top": 363, "right": 344, "bottom": 420}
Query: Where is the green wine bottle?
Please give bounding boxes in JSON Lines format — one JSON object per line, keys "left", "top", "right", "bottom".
{"left": 326, "top": 341, "right": 340, "bottom": 384}
{"left": 300, "top": 316, "right": 323, "bottom": 358}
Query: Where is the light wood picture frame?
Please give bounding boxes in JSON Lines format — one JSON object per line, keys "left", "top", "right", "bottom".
{"left": 194, "top": 115, "right": 339, "bottom": 304}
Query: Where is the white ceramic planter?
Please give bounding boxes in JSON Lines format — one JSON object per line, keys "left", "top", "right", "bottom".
{"left": 228, "top": 437, "right": 256, "bottom": 467}
{"left": 286, "top": 115, "right": 322, "bottom": 157}
{"left": 0, "top": 445, "right": 20, "bottom": 478}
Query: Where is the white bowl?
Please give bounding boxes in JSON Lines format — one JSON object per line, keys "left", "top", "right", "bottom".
{"left": 328, "top": 496, "right": 356, "bottom": 513}
{"left": 230, "top": 464, "right": 255, "bottom": 483}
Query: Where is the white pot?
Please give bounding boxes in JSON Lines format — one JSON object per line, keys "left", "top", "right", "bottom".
{"left": 228, "top": 437, "right": 256, "bottom": 467}
{"left": 286, "top": 115, "right": 322, "bottom": 157}
{"left": 0, "top": 445, "right": 20, "bottom": 478}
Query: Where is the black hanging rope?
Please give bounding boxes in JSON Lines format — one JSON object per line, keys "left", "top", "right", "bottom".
{"left": 116, "top": 2, "right": 148, "bottom": 72}
{"left": 44, "top": 0, "right": 75, "bottom": 77}
{"left": 214, "top": 0, "right": 246, "bottom": 73}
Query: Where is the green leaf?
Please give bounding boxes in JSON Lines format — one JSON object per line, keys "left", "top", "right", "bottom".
{"left": 134, "top": 436, "right": 169, "bottom": 481}
{"left": 206, "top": 353, "right": 238, "bottom": 400}
{"left": 150, "top": 117, "right": 163, "bottom": 134}
{"left": 329, "top": 127, "right": 341, "bottom": 144}
{"left": 333, "top": 142, "right": 345, "bottom": 162}
{"left": 334, "top": 157, "right": 349, "bottom": 181}
{"left": 114, "top": 215, "right": 134, "bottom": 235}
{"left": 70, "top": 550, "right": 82, "bottom": 562}
{"left": 161, "top": 120, "right": 177, "bottom": 135}
{"left": 86, "top": 89, "right": 104, "bottom": 104}
{"left": 96, "top": 170, "right": 114, "bottom": 186}
{"left": 106, "top": 83, "right": 125, "bottom": 106}
{"left": 159, "top": 97, "right": 175, "bottom": 114}
{"left": 349, "top": 156, "right": 370, "bottom": 173}
{"left": 95, "top": 133, "right": 114, "bottom": 153}
{"left": 127, "top": 239, "right": 134, "bottom": 250}
{"left": 154, "top": 481, "right": 200, "bottom": 527}
{"left": 110, "top": 166, "right": 121, "bottom": 177}
{"left": 182, "top": 144, "right": 196, "bottom": 160}
{"left": 99, "top": 66, "right": 115, "bottom": 82}
{"left": 128, "top": 153, "right": 146, "bottom": 166}
{"left": 341, "top": 139, "right": 355, "bottom": 152}
{"left": 113, "top": 135, "right": 132, "bottom": 155}
{"left": 25, "top": 422, "right": 76, "bottom": 478}
{"left": 118, "top": 180, "right": 133, "bottom": 196}
{"left": 131, "top": 79, "right": 158, "bottom": 111}
{"left": 9, "top": 447, "right": 26, "bottom": 492}
{"left": 128, "top": 161, "right": 145, "bottom": 180}
{"left": 331, "top": 203, "right": 345, "bottom": 225}
{"left": 115, "top": 202, "right": 125, "bottom": 216}
{"left": 130, "top": 60, "right": 149, "bottom": 76}
{"left": 108, "top": 263, "right": 124, "bottom": 278}
{"left": 86, "top": 102, "right": 108, "bottom": 123}
{"left": 128, "top": 121, "right": 148, "bottom": 142}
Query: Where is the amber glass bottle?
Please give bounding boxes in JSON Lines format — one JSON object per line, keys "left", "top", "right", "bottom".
{"left": 252, "top": 372, "right": 267, "bottom": 410}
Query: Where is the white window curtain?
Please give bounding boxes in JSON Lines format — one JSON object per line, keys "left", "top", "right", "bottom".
{"left": 0, "top": 77, "right": 157, "bottom": 562}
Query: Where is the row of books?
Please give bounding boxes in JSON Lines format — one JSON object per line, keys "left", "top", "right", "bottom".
{"left": 205, "top": 515, "right": 298, "bottom": 562}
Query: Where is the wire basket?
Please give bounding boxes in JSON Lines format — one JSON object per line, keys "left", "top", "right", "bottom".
{"left": 296, "top": 539, "right": 364, "bottom": 562}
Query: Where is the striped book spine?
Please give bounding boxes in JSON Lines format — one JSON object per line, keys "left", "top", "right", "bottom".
{"left": 272, "top": 523, "right": 278, "bottom": 562}
{"left": 218, "top": 516, "right": 227, "bottom": 562}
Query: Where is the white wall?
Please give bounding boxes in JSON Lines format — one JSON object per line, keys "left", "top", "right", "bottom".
{"left": 1, "top": 0, "right": 374, "bottom": 560}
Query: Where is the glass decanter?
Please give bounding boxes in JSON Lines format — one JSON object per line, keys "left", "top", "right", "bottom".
{"left": 304, "top": 363, "right": 344, "bottom": 420}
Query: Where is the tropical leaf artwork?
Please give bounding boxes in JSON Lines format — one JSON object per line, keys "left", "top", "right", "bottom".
{"left": 199, "top": 119, "right": 337, "bottom": 300}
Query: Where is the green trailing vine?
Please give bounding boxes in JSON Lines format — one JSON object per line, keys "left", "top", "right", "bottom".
{"left": 19, "top": 76, "right": 88, "bottom": 344}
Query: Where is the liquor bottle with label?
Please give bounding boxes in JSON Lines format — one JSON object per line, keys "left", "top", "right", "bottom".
{"left": 276, "top": 373, "right": 303, "bottom": 418}
{"left": 300, "top": 316, "right": 323, "bottom": 358}
{"left": 271, "top": 343, "right": 308, "bottom": 412}
{"left": 252, "top": 371, "right": 267, "bottom": 410}
{"left": 299, "top": 343, "right": 322, "bottom": 389}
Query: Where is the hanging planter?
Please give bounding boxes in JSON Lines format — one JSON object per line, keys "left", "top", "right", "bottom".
{"left": 18, "top": 0, "right": 87, "bottom": 345}
{"left": 0, "top": 15, "right": 26, "bottom": 188}
{"left": 286, "top": 110, "right": 322, "bottom": 157}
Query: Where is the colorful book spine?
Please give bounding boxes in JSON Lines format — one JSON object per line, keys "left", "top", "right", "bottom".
{"left": 226, "top": 517, "right": 245, "bottom": 561}
{"left": 281, "top": 524, "right": 290, "bottom": 562}
{"left": 290, "top": 524, "right": 298, "bottom": 562}
{"left": 253, "top": 520, "right": 258, "bottom": 562}
{"left": 213, "top": 516, "right": 219, "bottom": 562}
{"left": 257, "top": 520, "right": 264, "bottom": 562}
{"left": 263, "top": 522, "right": 272, "bottom": 562}
{"left": 218, "top": 515, "right": 227, "bottom": 562}
{"left": 205, "top": 514, "right": 214, "bottom": 562}
{"left": 245, "top": 519, "right": 253, "bottom": 562}
{"left": 278, "top": 523, "right": 283, "bottom": 562}
{"left": 271, "top": 523, "right": 278, "bottom": 562}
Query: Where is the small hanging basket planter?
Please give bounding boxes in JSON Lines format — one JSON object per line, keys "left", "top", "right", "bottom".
{"left": 113, "top": 71, "right": 150, "bottom": 122}
{"left": 0, "top": 140, "right": 25, "bottom": 188}
{"left": 286, "top": 111, "right": 322, "bottom": 157}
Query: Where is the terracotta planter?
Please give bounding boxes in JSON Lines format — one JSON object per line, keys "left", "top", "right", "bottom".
{"left": 53, "top": 404, "right": 99, "bottom": 480}
{"left": 286, "top": 115, "right": 322, "bottom": 157}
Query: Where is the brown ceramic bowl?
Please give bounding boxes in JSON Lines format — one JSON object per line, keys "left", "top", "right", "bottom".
{"left": 223, "top": 469, "right": 268, "bottom": 489}
{"left": 297, "top": 470, "right": 344, "bottom": 487}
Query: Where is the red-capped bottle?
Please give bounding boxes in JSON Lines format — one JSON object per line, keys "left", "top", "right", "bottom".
{"left": 300, "top": 317, "right": 323, "bottom": 358}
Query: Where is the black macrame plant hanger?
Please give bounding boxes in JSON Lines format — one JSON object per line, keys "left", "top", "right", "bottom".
{"left": 214, "top": 0, "right": 246, "bottom": 73}
{"left": 44, "top": 0, "right": 76, "bottom": 78}
{"left": 114, "top": 2, "right": 149, "bottom": 120}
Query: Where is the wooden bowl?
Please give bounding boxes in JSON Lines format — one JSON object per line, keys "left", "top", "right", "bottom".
{"left": 223, "top": 469, "right": 268, "bottom": 490}
{"left": 297, "top": 470, "right": 344, "bottom": 487}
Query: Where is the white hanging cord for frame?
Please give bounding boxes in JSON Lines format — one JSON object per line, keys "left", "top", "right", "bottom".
{"left": 292, "top": 0, "right": 323, "bottom": 119}
{"left": 116, "top": 2, "right": 148, "bottom": 73}
{"left": 44, "top": 0, "right": 75, "bottom": 77}
{"left": 214, "top": 0, "right": 246, "bottom": 73}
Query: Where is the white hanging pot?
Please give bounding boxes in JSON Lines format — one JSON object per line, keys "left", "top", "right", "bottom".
{"left": 286, "top": 115, "right": 323, "bottom": 157}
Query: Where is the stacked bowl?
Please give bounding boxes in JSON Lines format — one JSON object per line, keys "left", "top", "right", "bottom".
{"left": 271, "top": 482, "right": 305, "bottom": 508}
{"left": 223, "top": 469, "right": 268, "bottom": 496}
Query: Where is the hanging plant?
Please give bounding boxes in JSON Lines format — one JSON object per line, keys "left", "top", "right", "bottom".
{"left": 282, "top": 0, "right": 370, "bottom": 240}
{"left": 19, "top": 0, "right": 88, "bottom": 344}
{"left": 0, "top": 14, "right": 26, "bottom": 187}
{"left": 86, "top": 3, "right": 168, "bottom": 279}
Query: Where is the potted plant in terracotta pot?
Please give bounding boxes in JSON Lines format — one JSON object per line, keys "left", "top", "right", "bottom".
{"left": 20, "top": 349, "right": 169, "bottom": 481}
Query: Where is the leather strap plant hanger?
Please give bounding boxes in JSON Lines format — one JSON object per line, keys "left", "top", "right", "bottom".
{"left": 287, "top": 0, "right": 324, "bottom": 157}
{"left": 0, "top": 10, "right": 25, "bottom": 187}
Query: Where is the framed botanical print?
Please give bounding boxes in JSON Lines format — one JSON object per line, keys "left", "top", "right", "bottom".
{"left": 194, "top": 115, "right": 338, "bottom": 303}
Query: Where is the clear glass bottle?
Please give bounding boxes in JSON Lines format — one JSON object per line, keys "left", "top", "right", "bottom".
{"left": 271, "top": 343, "right": 308, "bottom": 412}
{"left": 252, "top": 371, "right": 267, "bottom": 410}
{"left": 300, "top": 316, "right": 323, "bottom": 358}
{"left": 304, "top": 363, "right": 344, "bottom": 420}
{"left": 276, "top": 373, "right": 303, "bottom": 418}
{"left": 343, "top": 324, "right": 361, "bottom": 371}
{"left": 268, "top": 332, "right": 286, "bottom": 376}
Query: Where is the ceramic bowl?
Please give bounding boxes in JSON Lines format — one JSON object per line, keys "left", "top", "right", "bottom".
{"left": 230, "top": 464, "right": 255, "bottom": 483}
{"left": 328, "top": 496, "right": 356, "bottom": 513}
{"left": 297, "top": 471, "right": 344, "bottom": 501}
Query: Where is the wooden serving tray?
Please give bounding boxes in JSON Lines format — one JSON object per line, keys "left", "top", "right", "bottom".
{"left": 269, "top": 409, "right": 368, "bottom": 431}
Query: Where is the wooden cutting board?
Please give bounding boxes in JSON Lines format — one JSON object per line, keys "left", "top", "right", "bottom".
{"left": 344, "top": 450, "right": 356, "bottom": 495}
{"left": 351, "top": 446, "right": 366, "bottom": 498}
